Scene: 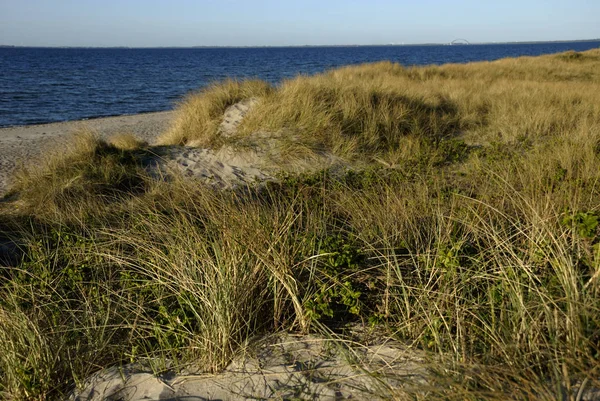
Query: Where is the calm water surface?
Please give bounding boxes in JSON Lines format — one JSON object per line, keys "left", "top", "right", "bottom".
{"left": 1, "top": 41, "right": 599, "bottom": 127}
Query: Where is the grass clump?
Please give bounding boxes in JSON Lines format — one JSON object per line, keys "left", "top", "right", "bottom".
{"left": 8, "top": 130, "right": 149, "bottom": 222}
{"left": 1, "top": 48, "right": 600, "bottom": 400}
{"left": 158, "top": 79, "right": 272, "bottom": 147}
{"left": 108, "top": 132, "right": 147, "bottom": 150}
{"left": 241, "top": 76, "right": 462, "bottom": 158}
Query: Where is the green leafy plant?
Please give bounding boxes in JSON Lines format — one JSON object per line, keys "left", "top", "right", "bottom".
{"left": 305, "top": 235, "right": 364, "bottom": 322}
{"left": 562, "top": 210, "right": 599, "bottom": 239}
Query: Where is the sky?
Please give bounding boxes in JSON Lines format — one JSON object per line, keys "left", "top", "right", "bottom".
{"left": 1, "top": 0, "right": 599, "bottom": 47}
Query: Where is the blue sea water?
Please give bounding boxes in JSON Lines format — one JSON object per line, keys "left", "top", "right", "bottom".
{"left": 1, "top": 41, "right": 599, "bottom": 127}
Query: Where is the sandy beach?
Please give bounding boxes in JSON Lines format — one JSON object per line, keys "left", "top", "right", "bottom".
{"left": 0, "top": 111, "right": 173, "bottom": 196}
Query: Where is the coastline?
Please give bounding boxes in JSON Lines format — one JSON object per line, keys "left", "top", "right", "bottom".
{"left": 0, "top": 111, "right": 173, "bottom": 196}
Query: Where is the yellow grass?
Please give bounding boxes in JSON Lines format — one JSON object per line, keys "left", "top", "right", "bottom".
{"left": 158, "top": 79, "right": 272, "bottom": 147}
{"left": 108, "top": 132, "right": 147, "bottom": 150}
{"left": 159, "top": 48, "right": 600, "bottom": 164}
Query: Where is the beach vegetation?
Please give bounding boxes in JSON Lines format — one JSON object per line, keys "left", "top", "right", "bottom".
{"left": 1, "top": 48, "right": 600, "bottom": 400}
{"left": 108, "top": 132, "right": 147, "bottom": 151}
{"left": 158, "top": 79, "right": 272, "bottom": 147}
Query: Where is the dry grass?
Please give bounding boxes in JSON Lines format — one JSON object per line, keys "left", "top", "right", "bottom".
{"left": 158, "top": 79, "right": 272, "bottom": 147}
{"left": 108, "top": 132, "right": 147, "bottom": 150}
{"left": 159, "top": 48, "right": 600, "bottom": 164}
{"left": 8, "top": 130, "right": 149, "bottom": 221}
{"left": 1, "top": 48, "right": 600, "bottom": 400}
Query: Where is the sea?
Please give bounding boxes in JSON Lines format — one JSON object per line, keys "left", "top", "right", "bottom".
{"left": 1, "top": 41, "right": 599, "bottom": 128}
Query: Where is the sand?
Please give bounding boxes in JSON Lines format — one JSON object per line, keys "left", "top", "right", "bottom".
{"left": 70, "top": 332, "right": 432, "bottom": 401}
{"left": 0, "top": 104, "right": 277, "bottom": 195}
{"left": 0, "top": 99, "right": 297, "bottom": 196}
{"left": 0, "top": 112, "right": 173, "bottom": 196}
{"left": 145, "top": 99, "right": 276, "bottom": 188}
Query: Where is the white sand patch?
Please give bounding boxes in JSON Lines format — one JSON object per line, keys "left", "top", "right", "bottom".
{"left": 217, "top": 97, "right": 259, "bottom": 139}
{"left": 70, "top": 333, "right": 430, "bottom": 401}
{"left": 143, "top": 98, "right": 344, "bottom": 189}
{"left": 142, "top": 145, "right": 274, "bottom": 190}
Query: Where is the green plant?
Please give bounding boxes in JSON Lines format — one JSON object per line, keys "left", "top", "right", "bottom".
{"left": 305, "top": 235, "right": 364, "bottom": 322}
{"left": 562, "top": 210, "right": 599, "bottom": 239}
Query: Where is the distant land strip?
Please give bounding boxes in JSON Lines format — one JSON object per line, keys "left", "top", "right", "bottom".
{"left": 1, "top": 38, "right": 599, "bottom": 49}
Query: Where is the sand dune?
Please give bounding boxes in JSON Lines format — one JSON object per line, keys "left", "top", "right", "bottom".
{"left": 0, "top": 100, "right": 339, "bottom": 196}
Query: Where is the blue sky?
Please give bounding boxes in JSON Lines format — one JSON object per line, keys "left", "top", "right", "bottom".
{"left": 1, "top": 0, "right": 598, "bottom": 47}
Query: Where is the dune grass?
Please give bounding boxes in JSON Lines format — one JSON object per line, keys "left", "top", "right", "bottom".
{"left": 158, "top": 79, "right": 272, "bottom": 147}
{"left": 1, "top": 49, "right": 600, "bottom": 400}
{"left": 158, "top": 49, "right": 600, "bottom": 163}
{"left": 107, "top": 132, "right": 147, "bottom": 151}
{"left": 5, "top": 131, "right": 150, "bottom": 223}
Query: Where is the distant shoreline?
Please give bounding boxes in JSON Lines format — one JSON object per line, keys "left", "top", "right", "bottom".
{"left": 2, "top": 38, "right": 599, "bottom": 49}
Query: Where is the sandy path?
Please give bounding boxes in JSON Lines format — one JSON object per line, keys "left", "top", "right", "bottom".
{"left": 0, "top": 112, "right": 173, "bottom": 195}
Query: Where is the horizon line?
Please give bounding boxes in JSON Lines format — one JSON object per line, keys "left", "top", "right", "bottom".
{"left": 1, "top": 38, "right": 600, "bottom": 49}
